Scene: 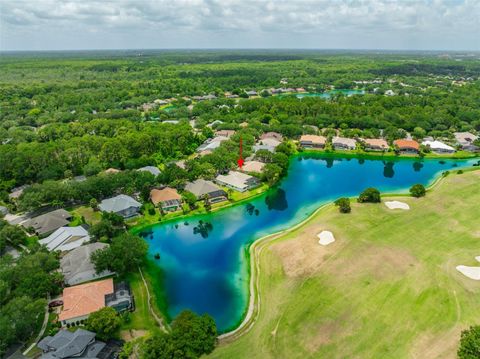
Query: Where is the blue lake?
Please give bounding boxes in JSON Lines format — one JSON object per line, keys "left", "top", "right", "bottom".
{"left": 141, "top": 155, "right": 478, "bottom": 332}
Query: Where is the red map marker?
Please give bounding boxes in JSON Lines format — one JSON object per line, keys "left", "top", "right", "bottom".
{"left": 237, "top": 136, "right": 244, "bottom": 169}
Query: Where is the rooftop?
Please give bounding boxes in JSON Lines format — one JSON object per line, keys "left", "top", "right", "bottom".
{"left": 150, "top": 187, "right": 181, "bottom": 205}
{"left": 39, "top": 226, "right": 90, "bottom": 252}
{"left": 59, "top": 278, "right": 114, "bottom": 322}
{"left": 23, "top": 209, "right": 72, "bottom": 236}
{"left": 137, "top": 166, "right": 161, "bottom": 176}
{"left": 394, "top": 139, "right": 420, "bottom": 150}
{"left": 241, "top": 161, "right": 265, "bottom": 173}
{"left": 299, "top": 134, "right": 327, "bottom": 144}
{"left": 216, "top": 171, "right": 257, "bottom": 191}
{"left": 185, "top": 179, "right": 224, "bottom": 198}
{"left": 98, "top": 195, "right": 141, "bottom": 213}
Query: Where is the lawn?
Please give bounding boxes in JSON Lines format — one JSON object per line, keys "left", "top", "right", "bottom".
{"left": 70, "top": 205, "right": 102, "bottom": 225}
{"left": 210, "top": 170, "right": 480, "bottom": 358}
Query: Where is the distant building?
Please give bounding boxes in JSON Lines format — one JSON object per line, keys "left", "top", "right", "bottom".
{"left": 241, "top": 161, "right": 265, "bottom": 174}
{"left": 299, "top": 135, "right": 327, "bottom": 149}
{"left": 0, "top": 206, "right": 8, "bottom": 216}
{"left": 332, "top": 137, "right": 357, "bottom": 150}
{"left": 245, "top": 90, "right": 257, "bottom": 97}
{"left": 216, "top": 171, "right": 260, "bottom": 192}
{"left": 137, "top": 166, "right": 161, "bottom": 176}
{"left": 206, "top": 120, "right": 223, "bottom": 128}
{"left": 197, "top": 136, "right": 229, "bottom": 152}
{"left": 58, "top": 278, "right": 133, "bottom": 326}
{"left": 253, "top": 138, "right": 281, "bottom": 153}
{"left": 103, "top": 168, "right": 121, "bottom": 175}
{"left": 215, "top": 130, "right": 236, "bottom": 138}
{"left": 394, "top": 139, "right": 420, "bottom": 153}
{"left": 23, "top": 209, "right": 72, "bottom": 237}
{"left": 184, "top": 179, "right": 227, "bottom": 204}
{"left": 363, "top": 138, "right": 389, "bottom": 151}
{"left": 422, "top": 140, "right": 456, "bottom": 154}
{"left": 98, "top": 195, "right": 141, "bottom": 218}
{"left": 60, "top": 242, "right": 114, "bottom": 286}
{"left": 261, "top": 132, "right": 283, "bottom": 141}
{"left": 454, "top": 132, "right": 478, "bottom": 151}
{"left": 150, "top": 187, "right": 182, "bottom": 211}
{"left": 39, "top": 226, "right": 90, "bottom": 252}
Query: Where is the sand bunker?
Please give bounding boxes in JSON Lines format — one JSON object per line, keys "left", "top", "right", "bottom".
{"left": 456, "top": 265, "right": 480, "bottom": 280}
{"left": 385, "top": 201, "right": 410, "bottom": 210}
{"left": 317, "top": 231, "right": 335, "bottom": 246}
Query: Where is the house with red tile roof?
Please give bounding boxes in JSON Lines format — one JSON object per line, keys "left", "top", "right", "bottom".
{"left": 394, "top": 139, "right": 420, "bottom": 153}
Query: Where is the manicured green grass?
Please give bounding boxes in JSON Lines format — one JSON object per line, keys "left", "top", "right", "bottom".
{"left": 211, "top": 170, "right": 480, "bottom": 358}
{"left": 70, "top": 206, "right": 102, "bottom": 225}
{"left": 122, "top": 270, "right": 163, "bottom": 334}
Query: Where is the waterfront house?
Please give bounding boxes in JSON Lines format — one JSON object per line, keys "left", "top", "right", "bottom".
{"left": 241, "top": 161, "right": 265, "bottom": 174}
{"left": 39, "top": 225, "right": 90, "bottom": 252}
{"left": 394, "top": 139, "right": 420, "bottom": 153}
{"left": 261, "top": 132, "right": 283, "bottom": 141}
{"left": 184, "top": 179, "right": 227, "bottom": 203}
{"left": 196, "top": 136, "right": 229, "bottom": 152}
{"left": 333, "top": 137, "right": 357, "bottom": 150}
{"left": 422, "top": 140, "right": 456, "bottom": 154}
{"left": 60, "top": 242, "right": 113, "bottom": 286}
{"left": 454, "top": 132, "right": 478, "bottom": 151}
{"left": 59, "top": 278, "right": 133, "bottom": 326}
{"left": 299, "top": 135, "right": 327, "bottom": 149}
{"left": 23, "top": 209, "right": 72, "bottom": 237}
{"left": 215, "top": 171, "right": 259, "bottom": 192}
{"left": 98, "top": 194, "right": 141, "bottom": 219}
{"left": 363, "top": 138, "right": 389, "bottom": 151}
{"left": 137, "top": 166, "right": 161, "bottom": 176}
{"left": 150, "top": 187, "right": 182, "bottom": 211}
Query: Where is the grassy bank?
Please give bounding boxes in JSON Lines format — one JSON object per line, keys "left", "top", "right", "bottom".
{"left": 210, "top": 169, "right": 480, "bottom": 358}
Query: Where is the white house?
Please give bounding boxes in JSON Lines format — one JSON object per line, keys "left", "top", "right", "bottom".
{"left": 216, "top": 171, "right": 260, "bottom": 192}
{"left": 39, "top": 226, "right": 90, "bottom": 252}
{"left": 422, "top": 140, "right": 456, "bottom": 154}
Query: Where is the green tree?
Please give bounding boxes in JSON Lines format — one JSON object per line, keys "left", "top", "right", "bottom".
{"left": 142, "top": 310, "right": 217, "bottom": 359}
{"left": 91, "top": 233, "right": 148, "bottom": 275}
{"left": 182, "top": 191, "right": 197, "bottom": 210}
{"left": 334, "top": 197, "right": 351, "bottom": 213}
{"left": 357, "top": 188, "right": 381, "bottom": 203}
{"left": 458, "top": 325, "right": 480, "bottom": 359}
{"left": 262, "top": 163, "right": 283, "bottom": 186}
{"left": 85, "top": 307, "right": 121, "bottom": 341}
{"left": 409, "top": 184, "right": 426, "bottom": 198}
{"left": 0, "top": 225, "right": 27, "bottom": 247}
{"left": 89, "top": 198, "right": 98, "bottom": 210}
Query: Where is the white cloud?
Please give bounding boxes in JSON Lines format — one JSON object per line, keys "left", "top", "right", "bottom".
{"left": 0, "top": 0, "right": 479, "bottom": 50}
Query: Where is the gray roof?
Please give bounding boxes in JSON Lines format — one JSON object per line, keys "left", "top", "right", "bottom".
{"left": 137, "top": 166, "right": 161, "bottom": 176}
{"left": 23, "top": 209, "right": 72, "bottom": 236}
{"left": 0, "top": 205, "right": 8, "bottom": 215}
{"left": 61, "top": 242, "right": 113, "bottom": 285}
{"left": 185, "top": 179, "right": 225, "bottom": 198}
{"left": 99, "top": 195, "right": 141, "bottom": 213}
{"left": 38, "top": 329, "right": 105, "bottom": 359}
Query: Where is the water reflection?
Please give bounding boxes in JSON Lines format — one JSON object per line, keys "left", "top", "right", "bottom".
{"left": 193, "top": 220, "right": 213, "bottom": 238}
{"left": 358, "top": 158, "right": 365, "bottom": 165}
{"left": 413, "top": 162, "right": 424, "bottom": 172}
{"left": 265, "top": 188, "right": 288, "bottom": 211}
{"left": 383, "top": 161, "right": 395, "bottom": 178}
{"left": 245, "top": 203, "right": 259, "bottom": 216}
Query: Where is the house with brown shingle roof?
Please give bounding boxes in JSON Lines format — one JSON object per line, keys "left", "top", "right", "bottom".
{"left": 150, "top": 187, "right": 182, "bottom": 211}
{"left": 215, "top": 130, "right": 236, "bottom": 138}
{"left": 394, "top": 139, "right": 420, "bottom": 153}
{"left": 261, "top": 132, "right": 283, "bottom": 141}
{"left": 241, "top": 161, "right": 265, "bottom": 173}
{"left": 363, "top": 138, "right": 389, "bottom": 151}
{"left": 332, "top": 137, "right": 357, "bottom": 150}
{"left": 299, "top": 135, "right": 327, "bottom": 149}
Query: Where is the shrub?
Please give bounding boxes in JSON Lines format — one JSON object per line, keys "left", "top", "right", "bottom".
{"left": 148, "top": 207, "right": 156, "bottom": 215}
{"left": 409, "top": 184, "right": 426, "bottom": 198}
{"left": 357, "top": 188, "right": 381, "bottom": 203}
{"left": 334, "top": 197, "right": 351, "bottom": 213}
{"left": 457, "top": 169, "right": 464, "bottom": 175}
{"left": 458, "top": 325, "right": 480, "bottom": 359}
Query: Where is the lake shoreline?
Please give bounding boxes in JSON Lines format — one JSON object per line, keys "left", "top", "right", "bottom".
{"left": 133, "top": 155, "right": 478, "bottom": 333}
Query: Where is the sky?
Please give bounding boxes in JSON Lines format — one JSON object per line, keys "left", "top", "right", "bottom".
{"left": 0, "top": 0, "right": 479, "bottom": 52}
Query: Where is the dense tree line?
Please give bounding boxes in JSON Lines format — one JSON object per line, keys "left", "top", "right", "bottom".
{"left": 0, "top": 249, "right": 62, "bottom": 356}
